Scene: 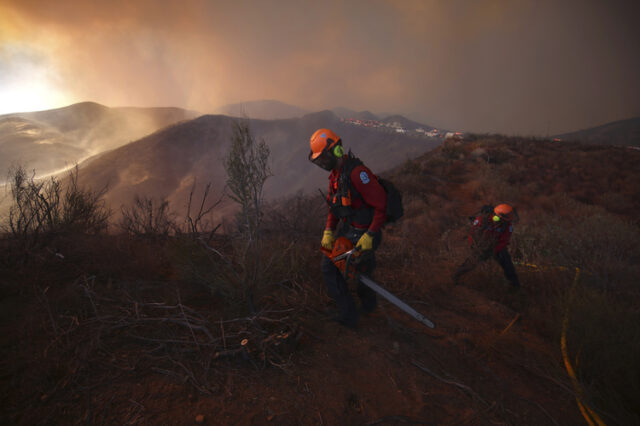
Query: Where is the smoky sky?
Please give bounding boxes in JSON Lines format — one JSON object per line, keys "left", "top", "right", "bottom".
{"left": 1, "top": 0, "right": 639, "bottom": 135}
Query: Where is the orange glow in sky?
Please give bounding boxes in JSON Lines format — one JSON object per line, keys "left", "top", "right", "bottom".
{"left": 1, "top": 0, "right": 639, "bottom": 134}
{"left": 0, "top": 44, "right": 73, "bottom": 114}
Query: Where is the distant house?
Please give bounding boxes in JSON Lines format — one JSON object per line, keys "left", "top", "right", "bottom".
{"left": 395, "top": 128, "right": 407, "bottom": 133}
{"left": 444, "top": 131, "right": 465, "bottom": 141}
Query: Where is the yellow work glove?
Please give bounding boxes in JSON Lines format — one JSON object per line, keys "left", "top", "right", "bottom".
{"left": 321, "top": 229, "right": 335, "bottom": 250}
{"left": 356, "top": 232, "right": 374, "bottom": 251}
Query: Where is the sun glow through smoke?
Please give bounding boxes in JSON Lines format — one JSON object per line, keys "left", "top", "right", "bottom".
{"left": 0, "top": 43, "right": 73, "bottom": 115}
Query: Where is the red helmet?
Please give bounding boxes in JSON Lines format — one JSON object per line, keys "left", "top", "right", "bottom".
{"left": 309, "top": 128, "right": 342, "bottom": 160}
{"left": 494, "top": 204, "right": 514, "bottom": 221}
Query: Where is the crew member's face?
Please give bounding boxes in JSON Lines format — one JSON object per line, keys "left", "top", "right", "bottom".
{"left": 312, "top": 150, "right": 338, "bottom": 171}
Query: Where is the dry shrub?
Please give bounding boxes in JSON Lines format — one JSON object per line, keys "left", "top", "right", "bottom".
{"left": 563, "top": 284, "right": 640, "bottom": 425}
{"left": 401, "top": 197, "right": 429, "bottom": 222}
{"left": 119, "top": 195, "right": 176, "bottom": 239}
{"left": 464, "top": 179, "right": 485, "bottom": 202}
{"left": 474, "top": 164, "right": 520, "bottom": 207}
{"left": 513, "top": 199, "right": 639, "bottom": 287}
{"left": 261, "top": 192, "right": 325, "bottom": 241}
{"left": 485, "top": 146, "right": 514, "bottom": 164}
{"left": 510, "top": 196, "right": 639, "bottom": 423}
{"left": 441, "top": 139, "right": 467, "bottom": 159}
{"left": 172, "top": 191, "right": 326, "bottom": 312}
{"left": 4, "top": 165, "right": 110, "bottom": 265}
{"left": 597, "top": 191, "right": 635, "bottom": 216}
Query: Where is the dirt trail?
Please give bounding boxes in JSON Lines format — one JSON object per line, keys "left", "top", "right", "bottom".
{"left": 1, "top": 261, "right": 582, "bottom": 425}
{"left": 193, "top": 298, "right": 576, "bottom": 425}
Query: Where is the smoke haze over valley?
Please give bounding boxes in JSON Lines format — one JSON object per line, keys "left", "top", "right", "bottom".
{"left": 1, "top": 0, "right": 639, "bottom": 135}
{"left": 0, "top": 102, "right": 197, "bottom": 180}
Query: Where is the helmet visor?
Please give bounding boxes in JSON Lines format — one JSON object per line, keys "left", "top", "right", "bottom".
{"left": 310, "top": 149, "right": 336, "bottom": 171}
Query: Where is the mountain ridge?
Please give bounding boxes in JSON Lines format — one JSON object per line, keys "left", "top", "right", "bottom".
{"left": 214, "top": 99, "right": 309, "bottom": 120}
{"left": 554, "top": 116, "right": 640, "bottom": 146}
{"left": 0, "top": 102, "right": 199, "bottom": 179}
{"left": 74, "top": 110, "right": 441, "bottom": 221}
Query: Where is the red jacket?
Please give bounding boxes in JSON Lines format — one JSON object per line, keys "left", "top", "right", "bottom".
{"left": 326, "top": 159, "right": 387, "bottom": 232}
{"left": 468, "top": 215, "right": 513, "bottom": 253}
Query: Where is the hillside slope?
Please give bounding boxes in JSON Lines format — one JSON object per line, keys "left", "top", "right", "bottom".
{"left": 215, "top": 100, "right": 309, "bottom": 120}
{"left": 0, "top": 102, "right": 197, "bottom": 179}
{"left": 1, "top": 136, "right": 638, "bottom": 424}
{"left": 75, "top": 110, "right": 441, "bottom": 220}
{"left": 555, "top": 116, "right": 640, "bottom": 146}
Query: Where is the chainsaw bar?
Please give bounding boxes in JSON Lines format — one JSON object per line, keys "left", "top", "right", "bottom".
{"left": 322, "top": 237, "right": 435, "bottom": 329}
{"left": 358, "top": 274, "right": 435, "bottom": 329}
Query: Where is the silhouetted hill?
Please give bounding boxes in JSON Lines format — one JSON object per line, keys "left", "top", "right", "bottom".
{"left": 382, "top": 114, "right": 438, "bottom": 131}
{"left": 555, "top": 117, "right": 640, "bottom": 146}
{"left": 215, "top": 100, "right": 309, "bottom": 120}
{"left": 330, "top": 107, "right": 359, "bottom": 118}
{"left": 76, "top": 110, "right": 441, "bottom": 220}
{"left": 0, "top": 102, "right": 198, "bottom": 179}
{"left": 331, "top": 108, "right": 380, "bottom": 121}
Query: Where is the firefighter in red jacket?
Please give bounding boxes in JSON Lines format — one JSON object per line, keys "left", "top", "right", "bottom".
{"left": 308, "top": 128, "right": 387, "bottom": 328}
{"left": 453, "top": 204, "right": 521, "bottom": 288}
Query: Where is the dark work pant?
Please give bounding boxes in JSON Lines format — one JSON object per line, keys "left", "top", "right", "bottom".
{"left": 321, "top": 227, "right": 381, "bottom": 325}
{"left": 495, "top": 249, "right": 520, "bottom": 287}
{"left": 454, "top": 248, "right": 520, "bottom": 287}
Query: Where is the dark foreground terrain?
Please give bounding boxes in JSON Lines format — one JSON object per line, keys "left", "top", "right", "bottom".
{"left": 2, "top": 136, "right": 639, "bottom": 425}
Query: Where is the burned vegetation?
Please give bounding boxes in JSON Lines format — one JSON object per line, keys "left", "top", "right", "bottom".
{"left": 1, "top": 136, "right": 639, "bottom": 425}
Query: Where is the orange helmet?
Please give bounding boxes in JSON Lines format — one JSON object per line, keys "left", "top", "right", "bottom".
{"left": 309, "top": 128, "right": 342, "bottom": 160}
{"left": 493, "top": 204, "right": 514, "bottom": 221}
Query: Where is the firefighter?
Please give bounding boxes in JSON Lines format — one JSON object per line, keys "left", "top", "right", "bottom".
{"left": 453, "top": 204, "right": 521, "bottom": 288}
{"left": 308, "top": 128, "right": 387, "bottom": 328}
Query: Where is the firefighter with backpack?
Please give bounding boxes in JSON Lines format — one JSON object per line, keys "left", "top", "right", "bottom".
{"left": 308, "top": 128, "right": 392, "bottom": 328}
{"left": 453, "top": 204, "right": 521, "bottom": 288}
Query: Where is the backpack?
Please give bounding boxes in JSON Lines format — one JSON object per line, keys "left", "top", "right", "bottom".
{"left": 327, "top": 151, "right": 404, "bottom": 225}
{"left": 378, "top": 178, "right": 404, "bottom": 224}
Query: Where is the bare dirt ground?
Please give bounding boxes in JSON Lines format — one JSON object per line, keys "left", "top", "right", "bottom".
{"left": 0, "top": 269, "right": 583, "bottom": 425}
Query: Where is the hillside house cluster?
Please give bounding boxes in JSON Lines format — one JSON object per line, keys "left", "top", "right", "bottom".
{"left": 444, "top": 132, "right": 465, "bottom": 139}
{"left": 340, "top": 117, "right": 452, "bottom": 139}
{"left": 340, "top": 117, "right": 384, "bottom": 128}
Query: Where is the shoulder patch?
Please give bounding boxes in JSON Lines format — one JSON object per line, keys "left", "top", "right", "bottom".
{"left": 473, "top": 219, "right": 479, "bottom": 226}
{"left": 359, "top": 171, "right": 370, "bottom": 184}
